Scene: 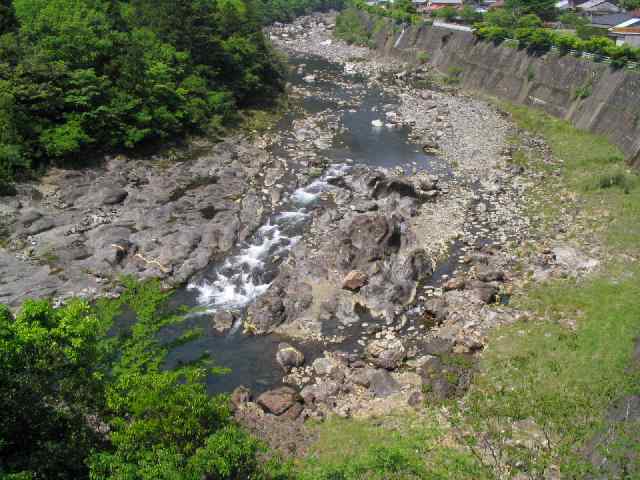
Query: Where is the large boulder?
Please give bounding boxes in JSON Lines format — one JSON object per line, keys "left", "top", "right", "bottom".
{"left": 100, "top": 186, "right": 128, "bottom": 205}
{"left": 368, "top": 369, "right": 401, "bottom": 397}
{"left": 366, "top": 338, "right": 406, "bottom": 370}
{"left": 257, "top": 386, "right": 302, "bottom": 416}
{"left": 337, "top": 214, "right": 400, "bottom": 269}
{"left": 276, "top": 342, "right": 305, "bottom": 372}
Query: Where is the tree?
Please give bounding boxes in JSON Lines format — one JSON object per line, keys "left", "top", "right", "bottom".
{"left": 460, "top": 5, "right": 482, "bottom": 24}
{"left": 504, "top": 0, "right": 557, "bottom": 21}
{"left": 620, "top": 0, "right": 640, "bottom": 9}
{"left": 0, "top": 300, "right": 109, "bottom": 479}
{"left": 0, "top": 0, "right": 17, "bottom": 34}
{"left": 434, "top": 6, "right": 458, "bottom": 22}
{"left": 0, "top": 280, "right": 287, "bottom": 479}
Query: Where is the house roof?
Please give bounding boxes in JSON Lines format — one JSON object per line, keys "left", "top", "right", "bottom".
{"left": 590, "top": 12, "right": 635, "bottom": 27}
{"left": 611, "top": 26, "right": 640, "bottom": 35}
{"left": 614, "top": 18, "right": 640, "bottom": 28}
{"left": 578, "top": 0, "right": 621, "bottom": 12}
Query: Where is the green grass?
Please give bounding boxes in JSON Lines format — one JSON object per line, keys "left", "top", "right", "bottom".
{"left": 296, "top": 103, "right": 640, "bottom": 478}
{"left": 298, "top": 415, "right": 489, "bottom": 479}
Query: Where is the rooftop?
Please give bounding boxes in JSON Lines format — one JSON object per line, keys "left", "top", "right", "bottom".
{"left": 590, "top": 12, "right": 635, "bottom": 27}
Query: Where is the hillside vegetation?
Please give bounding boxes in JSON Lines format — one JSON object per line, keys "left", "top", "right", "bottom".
{"left": 0, "top": 0, "right": 289, "bottom": 194}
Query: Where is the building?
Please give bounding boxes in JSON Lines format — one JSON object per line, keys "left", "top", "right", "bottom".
{"left": 610, "top": 18, "right": 640, "bottom": 46}
{"left": 428, "top": 0, "right": 463, "bottom": 10}
{"left": 589, "top": 12, "right": 636, "bottom": 30}
{"left": 577, "top": 0, "right": 622, "bottom": 14}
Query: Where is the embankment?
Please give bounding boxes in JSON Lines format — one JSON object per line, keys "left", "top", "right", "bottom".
{"left": 365, "top": 15, "right": 640, "bottom": 167}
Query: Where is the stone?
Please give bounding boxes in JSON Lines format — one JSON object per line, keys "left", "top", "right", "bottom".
{"left": 231, "top": 386, "right": 252, "bottom": 409}
{"left": 476, "top": 267, "right": 504, "bottom": 282}
{"left": 257, "top": 386, "right": 301, "bottom": 415}
{"left": 313, "top": 380, "right": 341, "bottom": 403}
{"left": 342, "top": 270, "right": 368, "bottom": 291}
{"left": 312, "top": 357, "right": 338, "bottom": 376}
{"left": 211, "top": 311, "right": 235, "bottom": 333}
{"left": 423, "top": 297, "right": 448, "bottom": 325}
{"left": 20, "top": 209, "right": 43, "bottom": 226}
{"left": 366, "top": 338, "right": 406, "bottom": 370}
{"left": 443, "top": 276, "right": 465, "bottom": 291}
{"left": 276, "top": 343, "right": 305, "bottom": 372}
{"left": 368, "top": 369, "right": 400, "bottom": 397}
{"left": 467, "top": 280, "right": 498, "bottom": 304}
{"left": 407, "top": 391, "right": 424, "bottom": 407}
{"left": 100, "top": 186, "right": 128, "bottom": 205}
{"left": 280, "top": 402, "right": 304, "bottom": 420}
{"left": 24, "top": 217, "right": 55, "bottom": 235}
{"left": 422, "top": 338, "right": 454, "bottom": 356}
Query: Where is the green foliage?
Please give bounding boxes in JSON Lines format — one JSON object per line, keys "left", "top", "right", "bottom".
{"left": 620, "top": 0, "right": 640, "bottom": 9}
{"left": 573, "top": 80, "right": 592, "bottom": 100}
{"left": 258, "top": 0, "right": 346, "bottom": 24}
{"left": 476, "top": 10, "right": 640, "bottom": 64}
{"left": 558, "top": 11, "right": 587, "bottom": 29}
{"left": 504, "top": 0, "right": 557, "bottom": 21}
{"left": 460, "top": 5, "right": 482, "bottom": 25}
{"left": 298, "top": 416, "right": 489, "bottom": 479}
{"left": 0, "top": 299, "right": 110, "bottom": 479}
{"left": 0, "top": 0, "right": 286, "bottom": 187}
{"left": 444, "top": 66, "right": 464, "bottom": 84}
{"left": 335, "top": 7, "right": 372, "bottom": 46}
{"left": 417, "top": 51, "right": 429, "bottom": 64}
{"left": 433, "top": 6, "right": 457, "bottom": 22}
{"left": 0, "top": 0, "right": 17, "bottom": 35}
{"left": 0, "top": 279, "right": 282, "bottom": 480}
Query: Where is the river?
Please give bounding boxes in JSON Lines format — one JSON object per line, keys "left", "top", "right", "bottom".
{"left": 158, "top": 52, "right": 454, "bottom": 394}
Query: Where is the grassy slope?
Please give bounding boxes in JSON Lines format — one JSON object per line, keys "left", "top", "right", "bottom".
{"left": 296, "top": 104, "right": 640, "bottom": 478}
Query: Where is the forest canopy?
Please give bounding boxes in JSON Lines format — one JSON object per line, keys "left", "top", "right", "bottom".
{"left": 0, "top": 0, "right": 297, "bottom": 193}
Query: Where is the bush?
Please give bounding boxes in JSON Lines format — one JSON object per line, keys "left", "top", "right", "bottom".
{"left": 433, "top": 6, "right": 457, "bottom": 22}
{"left": 335, "top": 7, "right": 371, "bottom": 45}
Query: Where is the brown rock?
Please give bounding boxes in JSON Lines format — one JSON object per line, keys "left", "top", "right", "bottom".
{"left": 231, "top": 386, "right": 252, "bottom": 410}
{"left": 280, "top": 402, "right": 304, "bottom": 420}
{"left": 342, "top": 270, "right": 368, "bottom": 291}
{"left": 257, "top": 386, "right": 301, "bottom": 416}
{"left": 443, "top": 276, "right": 465, "bottom": 291}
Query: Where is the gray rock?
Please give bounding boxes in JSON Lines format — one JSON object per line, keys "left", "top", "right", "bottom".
{"left": 466, "top": 280, "right": 498, "bottom": 304}
{"left": 20, "top": 209, "right": 43, "bottom": 226}
{"left": 368, "top": 369, "right": 400, "bottom": 397}
{"left": 423, "top": 297, "right": 448, "bottom": 325}
{"left": 276, "top": 342, "right": 305, "bottom": 372}
{"left": 25, "top": 217, "right": 55, "bottom": 235}
{"left": 366, "top": 338, "right": 406, "bottom": 370}
{"left": 312, "top": 357, "right": 338, "bottom": 376}
{"left": 100, "top": 186, "right": 128, "bottom": 205}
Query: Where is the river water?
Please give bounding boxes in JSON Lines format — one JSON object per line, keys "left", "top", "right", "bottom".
{"left": 160, "top": 54, "right": 452, "bottom": 394}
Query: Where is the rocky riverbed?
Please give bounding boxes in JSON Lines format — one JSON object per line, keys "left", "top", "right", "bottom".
{"left": 0, "top": 11, "right": 602, "bottom": 457}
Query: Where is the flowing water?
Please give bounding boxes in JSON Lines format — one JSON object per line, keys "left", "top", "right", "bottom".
{"left": 161, "top": 54, "right": 454, "bottom": 394}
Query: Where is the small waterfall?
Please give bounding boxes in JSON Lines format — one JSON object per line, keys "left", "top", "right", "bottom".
{"left": 188, "top": 164, "right": 350, "bottom": 314}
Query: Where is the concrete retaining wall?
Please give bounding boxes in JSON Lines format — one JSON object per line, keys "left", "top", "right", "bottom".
{"left": 365, "top": 17, "right": 640, "bottom": 167}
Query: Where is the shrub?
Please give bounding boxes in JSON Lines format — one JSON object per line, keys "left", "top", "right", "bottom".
{"left": 417, "top": 51, "right": 429, "bottom": 64}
